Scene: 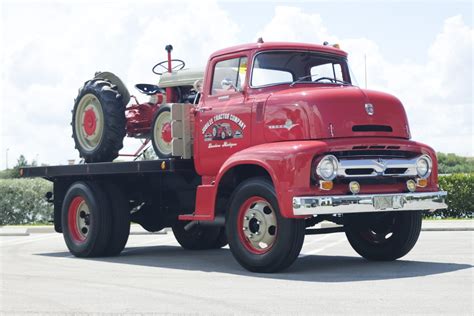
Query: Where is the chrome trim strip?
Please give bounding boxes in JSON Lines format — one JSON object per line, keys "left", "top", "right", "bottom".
{"left": 292, "top": 191, "right": 447, "bottom": 215}
{"left": 336, "top": 156, "right": 420, "bottom": 178}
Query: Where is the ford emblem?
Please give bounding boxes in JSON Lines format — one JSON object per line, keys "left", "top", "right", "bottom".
{"left": 365, "top": 103, "right": 374, "bottom": 115}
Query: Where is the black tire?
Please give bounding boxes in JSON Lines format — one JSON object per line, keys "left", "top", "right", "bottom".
{"left": 226, "top": 178, "right": 305, "bottom": 273}
{"left": 344, "top": 211, "right": 422, "bottom": 261}
{"left": 103, "top": 183, "right": 130, "bottom": 256}
{"left": 61, "top": 181, "right": 112, "bottom": 257}
{"left": 151, "top": 105, "right": 172, "bottom": 158}
{"left": 211, "top": 228, "right": 228, "bottom": 249}
{"left": 72, "top": 78, "right": 126, "bottom": 163}
{"left": 172, "top": 221, "right": 221, "bottom": 250}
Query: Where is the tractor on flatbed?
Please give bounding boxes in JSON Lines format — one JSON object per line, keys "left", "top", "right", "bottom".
{"left": 21, "top": 40, "right": 447, "bottom": 273}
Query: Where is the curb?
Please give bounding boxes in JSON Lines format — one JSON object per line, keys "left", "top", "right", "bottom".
{"left": 1, "top": 223, "right": 472, "bottom": 237}
{"left": 0, "top": 226, "right": 169, "bottom": 237}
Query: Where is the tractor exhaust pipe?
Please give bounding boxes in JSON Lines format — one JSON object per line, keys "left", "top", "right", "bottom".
{"left": 164, "top": 44, "right": 174, "bottom": 102}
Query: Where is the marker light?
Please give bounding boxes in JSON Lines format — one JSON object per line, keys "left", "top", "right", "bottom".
{"left": 320, "top": 180, "right": 333, "bottom": 191}
{"left": 349, "top": 181, "right": 360, "bottom": 194}
{"left": 417, "top": 178, "right": 428, "bottom": 187}
{"left": 406, "top": 180, "right": 417, "bottom": 192}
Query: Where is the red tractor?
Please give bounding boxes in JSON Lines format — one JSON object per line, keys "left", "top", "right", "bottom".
{"left": 72, "top": 45, "right": 202, "bottom": 161}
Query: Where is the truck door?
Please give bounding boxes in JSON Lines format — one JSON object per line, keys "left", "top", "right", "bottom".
{"left": 195, "top": 55, "right": 251, "bottom": 176}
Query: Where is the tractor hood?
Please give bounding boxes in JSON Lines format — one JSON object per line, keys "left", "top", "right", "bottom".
{"left": 263, "top": 86, "right": 411, "bottom": 142}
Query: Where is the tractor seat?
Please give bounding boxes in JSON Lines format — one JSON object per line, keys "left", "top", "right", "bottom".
{"left": 135, "top": 83, "right": 164, "bottom": 95}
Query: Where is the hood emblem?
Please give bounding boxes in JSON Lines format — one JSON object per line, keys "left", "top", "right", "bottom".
{"left": 268, "top": 119, "right": 298, "bottom": 130}
{"left": 365, "top": 103, "right": 374, "bottom": 116}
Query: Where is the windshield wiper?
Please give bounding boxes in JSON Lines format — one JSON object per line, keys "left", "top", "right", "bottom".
{"left": 290, "top": 75, "right": 351, "bottom": 87}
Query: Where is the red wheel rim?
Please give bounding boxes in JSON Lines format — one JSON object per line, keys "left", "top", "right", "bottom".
{"left": 237, "top": 196, "right": 278, "bottom": 255}
{"left": 83, "top": 108, "right": 97, "bottom": 136}
{"left": 161, "top": 122, "right": 172, "bottom": 143}
{"left": 67, "top": 196, "right": 89, "bottom": 243}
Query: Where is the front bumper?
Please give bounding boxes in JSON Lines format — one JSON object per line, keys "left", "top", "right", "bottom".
{"left": 292, "top": 191, "right": 447, "bottom": 216}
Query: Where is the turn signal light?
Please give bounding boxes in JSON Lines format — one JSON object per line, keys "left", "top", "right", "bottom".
{"left": 406, "top": 179, "right": 416, "bottom": 192}
{"left": 417, "top": 178, "right": 428, "bottom": 187}
{"left": 319, "top": 180, "right": 333, "bottom": 191}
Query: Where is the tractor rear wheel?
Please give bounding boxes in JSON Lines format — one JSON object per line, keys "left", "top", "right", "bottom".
{"left": 72, "top": 79, "right": 126, "bottom": 162}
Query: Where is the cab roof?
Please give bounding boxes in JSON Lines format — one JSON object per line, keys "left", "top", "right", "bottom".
{"left": 209, "top": 42, "right": 348, "bottom": 59}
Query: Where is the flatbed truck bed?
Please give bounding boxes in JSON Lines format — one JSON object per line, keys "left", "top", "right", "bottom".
{"left": 20, "top": 159, "right": 195, "bottom": 179}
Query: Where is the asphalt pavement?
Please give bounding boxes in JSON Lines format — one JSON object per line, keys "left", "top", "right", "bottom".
{"left": 0, "top": 228, "right": 472, "bottom": 315}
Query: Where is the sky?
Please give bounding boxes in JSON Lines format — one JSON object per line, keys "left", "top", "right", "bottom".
{"left": 0, "top": 0, "right": 472, "bottom": 168}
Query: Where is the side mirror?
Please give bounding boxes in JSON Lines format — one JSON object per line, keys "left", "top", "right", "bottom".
{"left": 221, "top": 78, "right": 241, "bottom": 92}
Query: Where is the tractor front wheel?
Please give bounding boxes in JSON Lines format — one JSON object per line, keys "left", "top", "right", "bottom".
{"left": 151, "top": 106, "right": 173, "bottom": 158}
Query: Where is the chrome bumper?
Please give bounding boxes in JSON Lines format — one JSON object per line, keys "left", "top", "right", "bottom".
{"left": 292, "top": 191, "right": 448, "bottom": 216}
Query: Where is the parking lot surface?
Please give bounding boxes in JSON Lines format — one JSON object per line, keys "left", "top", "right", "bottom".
{"left": 1, "top": 230, "right": 472, "bottom": 315}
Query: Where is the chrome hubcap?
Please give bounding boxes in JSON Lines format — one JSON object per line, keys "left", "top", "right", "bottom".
{"left": 242, "top": 200, "right": 277, "bottom": 252}
{"left": 75, "top": 93, "right": 104, "bottom": 151}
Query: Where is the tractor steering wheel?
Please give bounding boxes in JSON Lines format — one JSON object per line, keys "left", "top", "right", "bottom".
{"left": 152, "top": 59, "right": 186, "bottom": 75}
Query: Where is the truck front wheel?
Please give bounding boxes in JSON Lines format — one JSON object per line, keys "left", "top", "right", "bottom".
{"left": 61, "top": 182, "right": 112, "bottom": 257}
{"left": 344, "top": 211, "right": 422, "bottom": 261}
{"left": 226, "top": 178, "right": 305, "bottom": 273}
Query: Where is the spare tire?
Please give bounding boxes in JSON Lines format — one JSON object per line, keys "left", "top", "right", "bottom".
{"left": 72, "top": 79, "right": 126, "bottom": 162}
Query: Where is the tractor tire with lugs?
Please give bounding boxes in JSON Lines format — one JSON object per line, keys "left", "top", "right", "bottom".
{"left": 72, "top": 79, "right": 126, "bottom": 163}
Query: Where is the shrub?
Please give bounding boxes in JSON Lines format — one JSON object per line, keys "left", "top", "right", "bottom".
{"left": 0, "top": 178, "right": 53, "bottom": 225}
{"left": 427, "top": 173, "right": 474, "bottom": 219}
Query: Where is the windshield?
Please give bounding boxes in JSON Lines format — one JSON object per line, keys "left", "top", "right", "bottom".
{"left": 251, "top": 51, "right": 353, "bottom": 87}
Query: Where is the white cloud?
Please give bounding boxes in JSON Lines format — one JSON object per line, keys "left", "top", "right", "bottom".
{"left": 0, "top": 0, "right": 239, "bottom": 167}
{"left": 257, "top": 8, "right": 473, "bottom": 156}
{"left": 0, "top": 2, "right": 472, "bottom": 169}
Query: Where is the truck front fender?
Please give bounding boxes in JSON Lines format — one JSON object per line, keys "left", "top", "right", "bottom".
{"left": 215, "top": 141, "right": 330, "bottom": 218}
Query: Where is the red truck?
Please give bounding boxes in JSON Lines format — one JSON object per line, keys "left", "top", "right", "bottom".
{"left": 21, "top": 41, "right": 447, "bottom": 272}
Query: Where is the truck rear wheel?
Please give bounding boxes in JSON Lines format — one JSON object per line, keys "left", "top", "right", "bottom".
{"left": 344, "top": 211, "right": 422, "bottom": 261}
{"left": 72, "top": 79, "right": 126, "bottom": 163}
{"left": 211, "top": 228, "right": 228, "bottom": 249}
{"left": 61, "top": 181, "right": 112, "bottom": 257}
{"left": 103, "top": 183, "right": 130, "bottom": 256}
{"left": 151, "top": 106, "right": 172, "bottom": 158}
{"left": 172, "top": 221, "right": 221, "bottom": 250}
{"left": 226, "top": 178, "right": 305, "bottom": 273}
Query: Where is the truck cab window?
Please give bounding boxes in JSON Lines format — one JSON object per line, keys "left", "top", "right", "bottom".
{"left": 311, "top": 63, "right": 343, "bottom": 82}
{"left": 251, "top": 51, "right": 352, "bottom": 87}
{"left": 211, "top": 57, "right": 248, "bottom": 95}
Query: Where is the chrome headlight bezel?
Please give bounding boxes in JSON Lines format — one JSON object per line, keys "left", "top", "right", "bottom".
{"left": 416, "top": 155, "right": 432, "bottom": 179}
{"left": 316, "top": 155, "right": 339, "bottom": 181}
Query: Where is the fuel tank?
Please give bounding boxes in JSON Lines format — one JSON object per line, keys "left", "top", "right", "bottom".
{"left": 263, "top": 85, "right": 411, "bottom": 142}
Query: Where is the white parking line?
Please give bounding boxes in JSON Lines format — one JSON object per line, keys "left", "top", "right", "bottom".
{"left": 301, "top": 234, "right": 333, "bottom": 248}
{"left": 121, "top": 235, "right": 177, "bottom": 254}
{"left": 299, "top": 237, "right": 347, "bottom": 258}
{"left": 0, "top": 234, "right": 59, "bottom": 247}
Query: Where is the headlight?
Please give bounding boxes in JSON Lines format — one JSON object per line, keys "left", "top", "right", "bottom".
{"left": 416, "top": 155, "right": 432, "bottom": 178}
{"left": 316, "top": 155, "right": 338, "bottom": 180}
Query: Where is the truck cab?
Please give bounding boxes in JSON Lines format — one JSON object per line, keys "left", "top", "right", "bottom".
{"left": 185, "top": 42, "right": 443, "bottom": 222}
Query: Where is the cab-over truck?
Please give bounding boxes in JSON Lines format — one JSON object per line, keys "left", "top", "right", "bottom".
{"left": 21, "top": 41, "right": 447, "bottom": 272}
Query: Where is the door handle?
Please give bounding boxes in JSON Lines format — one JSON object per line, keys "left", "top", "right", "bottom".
{"left": 198, "top": 106, "right": 213, "bottom": 112}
